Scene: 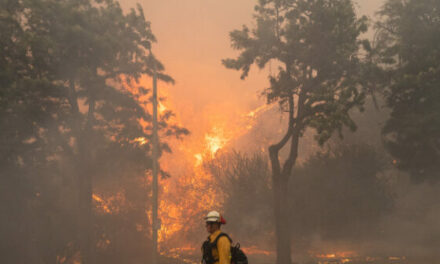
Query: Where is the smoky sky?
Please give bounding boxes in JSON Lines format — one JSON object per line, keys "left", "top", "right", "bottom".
{"left": 116, "top": 0, "right": 386, "bottom": 166}
{"left": 117, "top": 0, "right": 385, "bottom": 133}
{"left": 114, "top": 1, "right": 440, "bottom": 260}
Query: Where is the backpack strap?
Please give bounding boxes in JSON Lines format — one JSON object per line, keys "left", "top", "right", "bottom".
{"left": 209, "top": 233, "right": 233, "bottom": 263}
{"left": 213, "top": 232, "right": 232, "bottom": 246}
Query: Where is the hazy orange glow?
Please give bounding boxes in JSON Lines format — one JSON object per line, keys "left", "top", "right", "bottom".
{"left": 112, "top": 0, "right": 387, "bottom": 260}
{"left": 153, "top": 84, "right": 274, "bottom": 251}
{"left": 120, "top": 79, "right": 281, "bottom": 259}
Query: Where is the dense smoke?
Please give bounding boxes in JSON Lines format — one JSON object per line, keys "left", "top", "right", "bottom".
{"left": 211, "top": 99, "right": 440, "bottom": 263}
{"left": 1, "top": 0, "right": 439, "bottom": 264}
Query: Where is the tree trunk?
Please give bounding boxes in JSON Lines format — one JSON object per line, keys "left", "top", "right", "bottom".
{"left": 68, "top": 79, "right": 94, "bottom": 264}
{"left": 78, "top": 157, "right": 93, "bottom": 264}
{"left": 79, "top": 97, "right": 95, "bottom": 264}
{"left": 269, "top": 93, "right": 302, "bottom": 264}
{"left": 273, "top": 172, "right": 291, "bottom": 264}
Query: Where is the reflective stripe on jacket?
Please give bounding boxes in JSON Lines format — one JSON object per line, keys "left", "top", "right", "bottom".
{"left": 209, "top": 230, "right": 231, "bottom": 264}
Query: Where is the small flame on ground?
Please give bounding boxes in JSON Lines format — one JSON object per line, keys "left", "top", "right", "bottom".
{"left": 312, "top": 251, "right": 408, "bottom": 264}
{"left": 389, "top": 256, "right": 407, "bottom": 261}
{"left": 315, "top": 251, "right": 357, "bottom": 259}
{"left": 317, "top": 254, "right": 336, "bottom": 258}
{"left": 242, "top": 246, "right": 273, "bottom": 256}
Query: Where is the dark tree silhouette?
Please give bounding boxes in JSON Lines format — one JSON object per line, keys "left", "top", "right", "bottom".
{"left": 223, "top": 1, "right": 368, "bottom": 263}
{"left": 375, "top": 0, "right": 440, "bottom": 183}
{"left": 0, "top": 0, "right": 188, "bottom": 263}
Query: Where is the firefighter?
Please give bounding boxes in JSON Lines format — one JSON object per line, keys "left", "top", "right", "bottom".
{"left": 202, "top": 211, "right": 231, "bottom": 264}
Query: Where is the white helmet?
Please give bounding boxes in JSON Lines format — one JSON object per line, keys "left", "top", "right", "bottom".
{"left": 205, "top": 211, "right": 226, "bottom": 224}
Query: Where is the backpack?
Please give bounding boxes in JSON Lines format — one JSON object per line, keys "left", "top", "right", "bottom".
{"left": 201, "top": 233, "right": 248, "bottom": 264}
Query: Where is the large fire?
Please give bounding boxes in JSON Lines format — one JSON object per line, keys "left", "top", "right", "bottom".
{"left": 157, "top": 126, "right": 230, "bottom": 249}
{"left": 149, "top": 81, "right": 277, "bottom": 261}
{"left": 89, "top": 75, "right": 276, "bottom": 262}
{"left": 92, "top": 77, "right": 411, "bottom": 264}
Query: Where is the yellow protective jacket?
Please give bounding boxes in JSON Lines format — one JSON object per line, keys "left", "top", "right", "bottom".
{"left": 209, "top": 230, "right": 231, "bottom": 264}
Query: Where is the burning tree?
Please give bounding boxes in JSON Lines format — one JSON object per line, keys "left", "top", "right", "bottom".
{"left": 223, "top": 0, "right": 369, "bottom": 263}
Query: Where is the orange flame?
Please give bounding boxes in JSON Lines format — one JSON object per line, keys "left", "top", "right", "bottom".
{"left": 156, "top": 101, "right": 274, "bottom": 253}
{"left": 92, "top": 192, "right": 125, "bottom": 215}
{"left": 205, "top": 133, "right": 227, "bottom": 156}
{"left": 121, "top": 74, "right": 278, "bottom": 256}
{"left": 93, "top": 194, "right": 112, "bottom": 214}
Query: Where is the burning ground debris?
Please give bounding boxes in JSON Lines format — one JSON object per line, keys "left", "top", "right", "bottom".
{"left": 312, "top": 254, "right": 409, "bottom": 264}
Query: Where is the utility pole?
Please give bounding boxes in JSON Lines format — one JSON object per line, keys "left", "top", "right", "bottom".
{"left": 151, "top": 52, "right": 159, "bottom": 264}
